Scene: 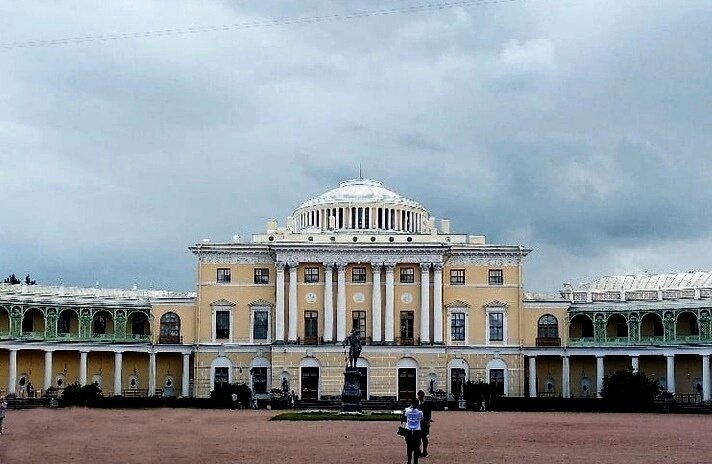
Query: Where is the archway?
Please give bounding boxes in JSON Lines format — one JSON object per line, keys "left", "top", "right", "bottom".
{"left": 0, "top": 306, "right": 10, "bottom": 335}
{"left": 210, "top": 356, "right": 233, "bottom": 391}
{"left": 676, "top": 311, "right": 699, "bottom": 338}
{"left": 640, "top": 313, "right": 664, "bottom": 340}
{"left": 57, "top": 309, "right": 79, "bottom": 338}
{"left": 396, "top": 357, "right": 418, "bottom": 400}
{"left": 356, "top": 357, "right": 370, "bottom": 400}
{"left": 606, "top": 314, "right": 628, "bottom": 340}
{"left": 92, "top": 311, "right": 115, "bottom": 337}
{"left": 21, "top": 308, "right": 45, "bottom": 337}
{"left": 127, "top": 312, "right": 150, "bottom": 339}
{"left": 569, "top": 314, "right": 593, "bottom": 339}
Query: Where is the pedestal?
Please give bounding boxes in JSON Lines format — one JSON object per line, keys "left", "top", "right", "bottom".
{"left": 341, "top": 367, "right": 363, "bottom": 413}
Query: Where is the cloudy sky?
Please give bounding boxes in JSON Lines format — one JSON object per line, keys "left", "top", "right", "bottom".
{"left": 1, "top": 0, "right": 710, "bottom": 293}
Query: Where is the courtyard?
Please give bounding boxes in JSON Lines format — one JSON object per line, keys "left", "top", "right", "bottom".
{"left": 0, "top": 408, "right": 710, "bottom": 463}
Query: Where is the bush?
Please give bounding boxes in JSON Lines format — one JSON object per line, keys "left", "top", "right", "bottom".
{"left": 210, "top": 382, "right": 252, "bottom": 408}
{"left": 463, "top": 380, "right": 492, "bottom": 410}
{"left": 61, "top": 381, "right": 103, "bottom": 406}
{"left": 600, "top": 369, "right": 659, "bottom": 411}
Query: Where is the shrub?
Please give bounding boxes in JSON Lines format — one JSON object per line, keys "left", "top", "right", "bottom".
{"left": 61, "top": 381, "right": 103, "bottom": 406}
{"left": 210, "top": 382, "right": 252, "bottom": 408}
{"left": 463, "top": 380, "right": 492, "bottom": 410}
{"left": 600, "top": 369, "right": 659, "bottom": 411}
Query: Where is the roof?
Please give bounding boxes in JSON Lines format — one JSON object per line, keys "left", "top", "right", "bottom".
{"left": 574, "top": 272, "right": 712, "bottom": 291}
{"left": 295, "top": 178, "right": 426, "bottom": 211}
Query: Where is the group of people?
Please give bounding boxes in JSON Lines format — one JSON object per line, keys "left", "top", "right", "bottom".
{"left": 401, "top": 390, "right": 433, "bottom": 464}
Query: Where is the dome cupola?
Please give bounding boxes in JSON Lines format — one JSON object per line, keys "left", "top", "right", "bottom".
{"left": 292, "top": 178, "right": 431, "bottom": 234}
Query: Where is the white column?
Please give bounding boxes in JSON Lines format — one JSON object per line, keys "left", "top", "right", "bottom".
{"left": 181, "top": 353, "right": 190, "bottom": 397}
{"left": 44, "top": 350, "right": 53, "bottom": 391}
{"left": 113, "top": 351, "right": 123, "bottom": 396}
{"left": 666, "top": 354, "right": 675, "bottom": 394}
{"left": 702, "top": 354, "right": 710, "bottom": 402}
{"left": 631, "top": 355, "right": 639, "bottom": 373}
{"left": 371, "top": 263, "right": 382, "bottom": 343}
{"left": 288, "top": 262, "right": 298, "bottom": 343}
{"left": 433, "top": 264, "right": 443, "bottom": 344}
{"left": 384, "top": 264, "right": 395, "bottom": 343}
{"left": 596, "top": 355, "right": 604, "bottom": 398}
{"left": 562, "top": 356, "right": 571, "bottom": 398}
{"left": 528, "top": 356, "right": 537, "bottom": 397}
{"left": 420, "top": 263, "right": 430, "bottom": 344}
{"left": 275, "top": 262, "right": 285, "bottom": 343}
{"left": 148, "top": 351, "right": 156, "bottom": 397}
{"left": 336, "top": 264, "right": 347, "bottom": 342}
{"left": 79, "top": 351, "right": 88, "bottom": 386}
{"left": 323, "top": 263, "right": 334, "bottom": 343}
{"left": 8, "top": 349, "right": 18, "bottom": 395}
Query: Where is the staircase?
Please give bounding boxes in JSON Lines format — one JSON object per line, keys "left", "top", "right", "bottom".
{"left": 6, "top": 396, "right": 51, "bottom": 409}
{"left": 294, "top": 398, "right": 409, "bottom": 411}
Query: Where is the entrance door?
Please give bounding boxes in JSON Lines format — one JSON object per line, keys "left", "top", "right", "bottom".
{"left": 358, "top": 367, "right": 368, "bottom": 400}
{"left": 301, "top": 367, "right": 319, "bottom": 400}
{"left": 398, "top": 368, "right": 416, "bottom": 400}
{"left": 451, "top": 368, "right": 466, "bottom": 401}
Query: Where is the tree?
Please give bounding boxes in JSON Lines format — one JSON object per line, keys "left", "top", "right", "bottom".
{"left": 3, "top": 274, "right": 36, "bottom": 285}
{"left": 210, "top": 382, "right": 252, "bottom": 408}
{"left": 600, "top": 368, "right": 659, "bottom": 411}
{"left": 463, "top": 380, "right": 492, "bottom": 410}
{"left": 61, "top": 381, "right": 103, "bottom": 406}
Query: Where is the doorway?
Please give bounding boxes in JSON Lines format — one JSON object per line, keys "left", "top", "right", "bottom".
{"left": 398, "top": 368, "right": 416, "bottom": 400}
{"left": 301, "top": 367, "right": 319, "bottom": 400}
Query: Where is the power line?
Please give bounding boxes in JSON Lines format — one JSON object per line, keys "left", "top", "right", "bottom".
{"left": 1, "top": 0, "right": 524, "bottom": 50}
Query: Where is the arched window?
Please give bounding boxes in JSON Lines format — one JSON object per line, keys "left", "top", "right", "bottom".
{"left": 159, "top": 312, "right": 181, "bottom": 343}
{"left": 538, "top": 314, "right": 559, "bottom": 339}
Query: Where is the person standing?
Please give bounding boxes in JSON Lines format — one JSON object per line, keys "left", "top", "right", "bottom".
{"left": 402, "top": 398, "right": 423, "bottom": 464}
{"left": 417, "top": 390, "right": 433, "bottom": 457}
{"left": 0, "top": 396, "right": 7, "bottom": 434}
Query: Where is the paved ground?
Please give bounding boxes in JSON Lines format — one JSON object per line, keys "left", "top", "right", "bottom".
{"left": 0, "top": 408, "right": 710, "bottom": 463}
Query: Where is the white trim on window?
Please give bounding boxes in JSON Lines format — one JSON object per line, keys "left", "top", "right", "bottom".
{"left": 447, "top": 307, "right": 469, "bottom": 345}
{"left": 484, "top": 302, "right": 508, "bottom": 345}
{"left": 250, "top": 306, "right": 271, "bottom": 344}
{"left": 211, "top": 300, "right": 235, "bottom": 343}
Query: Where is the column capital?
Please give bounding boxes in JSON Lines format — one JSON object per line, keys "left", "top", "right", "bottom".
{"left": 275, "top": 261, "right": 286, "bottom": 271}
{"left": 322, "top": 262, "right": 334, "bottom": 269}
{"left": 337, "top": 264, "right": 347, "bottom": 272}
{"left": 370, "top": 262, "right": 382, "bottom": 270}
{"left": 432, "top": 263, "right": 443, "bottom": 271}
{"left": 384, "top": 263, "right": 395, "bottom": 272}
{"left": 287, "top": 261, "right": 299, "bottom": 268}
{"left": 420, "top": 263, "right": 431, "bottom": 272}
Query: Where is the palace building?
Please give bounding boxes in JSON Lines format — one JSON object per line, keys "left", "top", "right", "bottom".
{"left": 1, "top": 178, "right": 711, "bottom": 403}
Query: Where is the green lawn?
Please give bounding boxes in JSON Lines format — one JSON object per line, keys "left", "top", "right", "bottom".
{"left": 270, "top": 411, "right": 401, "bottom": 421}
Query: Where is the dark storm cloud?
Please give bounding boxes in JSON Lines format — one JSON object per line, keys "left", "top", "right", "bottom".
{"left": 1, "top": 0, "right": 710, "bottom": 292}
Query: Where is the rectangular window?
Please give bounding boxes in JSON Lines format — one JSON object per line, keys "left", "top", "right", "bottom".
{"left": 304, "top": 267, "right": 320, "bottom": 283}
{"left": 451, "top": 313, "right": 465, "bottom": 341}
{"left": 216, "top": 311, "right": 230, "bottom": 339}
{"left": 254, "top": 268, "right": 269, "bottom": 284}
{"left": 489, "top": 368, "right": 505, "bottom": 396}
{"left": 253, "top": 310, "right": 269, "bottom": 340}
{"left": 352, "top": 311, "right": 366, "bottom": 339}
{"left": 489, "top": 313, "right": 503, "bottom": 341}
{"left": 214, "top": 367, "right": 229, "bottom": 389}
{"left": 488, "top": 269, "right": 503, "bottom": 286}
{"left": 217, "top": 268, "right": 231, "bottom": 283}
{"left": 251, "top": 367, "right": 268, "bottom": 394}
{"left": 400, "top": 267, "right": 415, "bottom": 283}
{"left": 450, "top": 269, "right": 465, "bottom": 285}
{"left": 352, "top": 267, "right": 367, "bottom": 283}
{"left": 304, "top": 310, "right": 318, "bottom": 344}
{"left": 400, "top": 311, "right": 414, "bottom": 345}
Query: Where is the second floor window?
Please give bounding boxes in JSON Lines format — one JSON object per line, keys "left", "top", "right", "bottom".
{"left": 253, "top": 311, "right": 269, "bottom": 340}
{"left": 304, "top": 311, "right": 318, "bottom": 342}
{"left": 451, "top": 313, "right": 465, "bottom": 341}
{"left": 400, "top": 311, "right": 414, "bottom": 344}
{"left": 216, "top": 311, "right": 230, "bottom": 339}
{"left": 450, "top": 269, "right": 465, "bottom": 285}
{"left": 488, "top": 269, "right": 503, "bottom": 286}
{"left": 304, "top": 267, "right": 320, "bottom": 283}
{"left": 352, "top": 311, "right": 366, "bottom": 339}
{"left": 217, "top": 268, "right": 231, "bottom": 283}
{"left": 400, "top": 267, "right": 415, "bottom": 283}
{"left": 537, "top": 314, "right": 559, "bottom": 339}
{"left": 352, "top": 267, "right": 367, "bottom": 283}
{"left": 254, "top": 268, "right": 269, "bottom": 284}
{"left": 489, "top": 312, "right": 503, "bottom": 341}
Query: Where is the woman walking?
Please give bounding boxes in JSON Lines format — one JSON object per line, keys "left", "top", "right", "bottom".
{"left": 402, "top": 398, "right": 423, "bottom": 464}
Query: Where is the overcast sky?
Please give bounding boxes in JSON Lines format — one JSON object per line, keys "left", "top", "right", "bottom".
{"left": 1, "top": 1, "right": 710, "bottom": 293}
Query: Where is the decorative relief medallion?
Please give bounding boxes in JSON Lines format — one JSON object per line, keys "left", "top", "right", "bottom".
{"left": 401, "top": 292, "right": 413, "bottom": 304}
{"left": 353, "top": 292, "right": 365, "bottom": 304}
{"left": 305, "top": 292, "right": 317, "bottom": 304}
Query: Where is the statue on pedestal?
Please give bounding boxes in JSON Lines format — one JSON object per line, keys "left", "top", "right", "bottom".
{"left": 344, "top": 329, "right": 362, "bottom": 369}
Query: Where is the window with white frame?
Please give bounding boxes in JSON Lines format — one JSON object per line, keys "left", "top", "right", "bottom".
{"left": 253, "top": 310, "right": 269, "bottom": 341}
{"left": 215, "top": 311, "right": 230, "bottom": 340}
{"left": 488, "top": 313, "right": 503, "bottom": 341}
{"left": 400, "top": 267, "right": 415, "bottom": 283}
{"left": 304, "top": 267, "right": 320, "bottom": 283}
{"left": 352, "top": 267, "right": 367, "bottom": 283}
{"left": 254, "top": 268, "right": 269, "bottom": 284}
{"left": 488, "top": 269, "right": 503, "bottom": 286}
{"left": 450, "top": 269, "right": 465, "bottom": 285}
{"left": 352, "top": 311, "right": 366, "bottom": 339}
{"left": 451, "top": 313, "right": 465, "bottom": 341}
{"left": 217, "top": 268, "right": 231, "bottom": 283}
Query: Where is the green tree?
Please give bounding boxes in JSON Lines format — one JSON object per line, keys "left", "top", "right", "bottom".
{"left": 210, "top": 382, "right": 252, "bottom": 408}
{"left": 463, "top": 380, "right": 491, "bottom": 410}
{"left": 61, "top": 381, "right": 103, "bottom": 406}
{"left": 600, "top": 368, "right": 659, "bottom": 411}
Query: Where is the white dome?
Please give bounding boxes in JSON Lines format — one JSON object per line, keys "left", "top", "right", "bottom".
{"left": 292, "top": 179, "right": 431, "bottom": 234}
{"left": 296, "top": 179, "right": 424, "bottom": 210}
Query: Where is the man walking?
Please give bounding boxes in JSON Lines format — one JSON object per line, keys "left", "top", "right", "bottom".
{"left": 417, "top": 390, "right": 433, "bottom": 457}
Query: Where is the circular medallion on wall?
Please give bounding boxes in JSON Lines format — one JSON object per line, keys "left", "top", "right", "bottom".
{"left": 401, "top": 292, "right": 413, "bottom": 304}
{"left": 353, "top": 292, "right": 365, "bottom": 303}
{"left": 305, "top": 292, "right": 317, "bottom": 304}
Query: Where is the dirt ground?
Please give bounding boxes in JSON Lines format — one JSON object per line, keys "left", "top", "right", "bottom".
{"left": 0, "top": 408, "right": 710, "bottom": 464}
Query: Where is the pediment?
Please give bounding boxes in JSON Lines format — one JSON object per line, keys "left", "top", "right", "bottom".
{"left": 249, "top": 299, "right": 273, "bottom": 308}
{"left": 445, "top": 299, "right": 471, "bottom": 308}
{"left": 210, "top": 299, "right": 235, "bottom": 307}
{"left": 483, "top": 300, "right": 509, "bottom": 309}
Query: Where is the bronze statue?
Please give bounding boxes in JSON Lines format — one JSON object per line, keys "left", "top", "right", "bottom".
{"left": 344, "top": 329, "right": 362, "bottom": 368}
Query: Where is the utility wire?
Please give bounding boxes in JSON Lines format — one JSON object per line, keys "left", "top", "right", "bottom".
{"left": 1, "top": 0, "right": 524, "bottom": 50}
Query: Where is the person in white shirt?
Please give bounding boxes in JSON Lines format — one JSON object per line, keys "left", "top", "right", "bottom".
{"left": 0, "top": 396, "right": 7, "bottom": 434}
{"left": 402, "top": 398, "right": 423, "bottom": 464}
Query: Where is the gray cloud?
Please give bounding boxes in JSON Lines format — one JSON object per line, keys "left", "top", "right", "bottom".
{"left": 1, "top": 0, "right": 710, "bottom": 292}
